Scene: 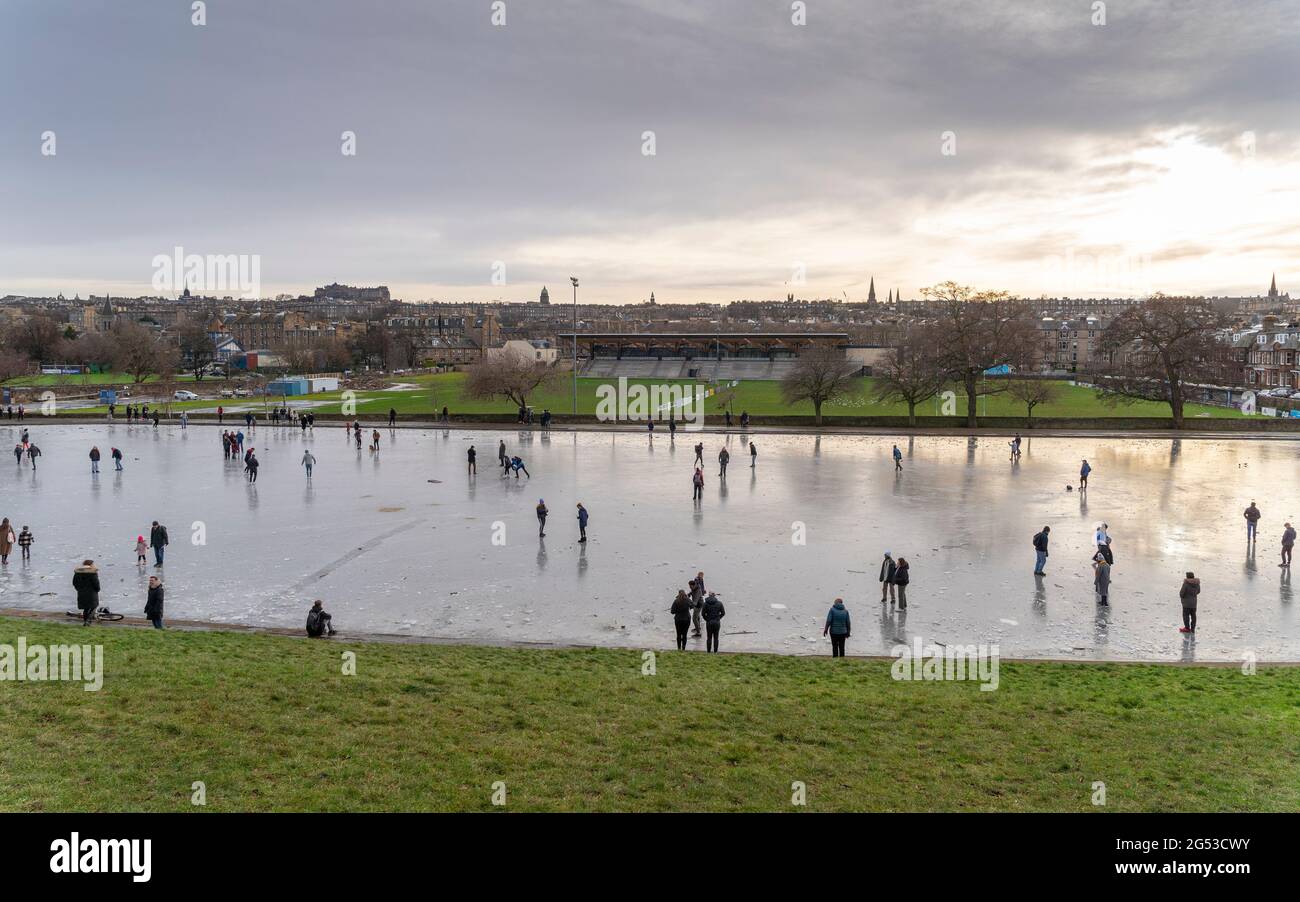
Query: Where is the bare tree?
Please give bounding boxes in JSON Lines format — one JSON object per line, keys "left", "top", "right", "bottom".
{"left": 5, "top": 315, "right": 68, "bottom": 363}
{"left": 178, "top": 322, "right": 217, "bottom": 380}
{"left": 872, "top": 324, "right": 946, "bottom": 425}
{"left": 0, "top": 349, "right": 35, "bottom": 384}
{"left": 1007, "top": 378, "right": 1061, "bottom": 426}
{"left": 924, "top": 281, "right": 1039, "bottom": 427}
{"left": 463, "top": 349, "right": 556, "bottom": 411}
{"left": 780, "top": 345, "right": 858, "bottom": 425}
{"left": 72, "top": 331, "right": 117, "bottom": 374}
{"left": 111, "top": 322, "right": 173, "bottom": 384}
{"left": 1091, "top": 295, "right": 1224, "bottom": 428}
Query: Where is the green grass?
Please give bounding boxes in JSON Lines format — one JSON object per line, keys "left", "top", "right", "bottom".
{"left": 50, "top": 374, "right": 1242, "bottom": 419}
{"left": 6, "top": 371, "right": 197, "bottom": 387}
{"left": 1, "top": 617, "right": 1295, "bottom": 811}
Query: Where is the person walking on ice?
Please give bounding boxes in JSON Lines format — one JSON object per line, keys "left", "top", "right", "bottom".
{"left": 893, "top": 444, "right": 903, "bottom": 472}
{"left": 1282, "top": 522, "right": 1295, "bottom": 568}
{"left": 301, "top": 449, "right": 316, "bottom": 478}
{"left": 576, "top": 502, "right": 588, "bottom": 543}
{"left": 536, "top": 499, "right": 548, "bottom": 537}
{"left": 693, "top": 442, "right": 704, "bottom": 466}
{"left": 692, "top": 467, "right": 704, "bottom": 502}
{"left": 111, "top": 447, "right": 123, "bottom": 471}
{"left": 467, "top": 445, "right": 477, "bottom": 475}
{"left": 718, "top": 446, "right": 729, "bottom": 479}
{"left": 17, "top": 526, "right": 33, "bottom": 562}
{"left": 89, "top": 446, "right": 101, "bottom": 474}
{"left": 750, "top": 442, "right": 757, "bottom": 467}
{"left": 1032, "top": 525, "right": 1051, "bottom": 575}
{"left": 1079, "top": 459, "right": 1091, "bottom": 490}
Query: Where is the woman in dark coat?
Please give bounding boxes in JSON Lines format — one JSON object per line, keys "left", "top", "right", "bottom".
{"left": 73, "top": 559, "right": 100, "bottom": 624}
{"left": 144, "top": 576, "right": 164, "bottom": 629}
{"left": 0, "top": 517, "right": 12, "bottom": 564}
{"left": 669, "top": 589, "right": 692, "bottom": 650}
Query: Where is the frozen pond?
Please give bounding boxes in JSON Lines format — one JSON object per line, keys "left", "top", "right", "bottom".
{"left": 0, "top": 422, "right": 1297, "bottom": 662}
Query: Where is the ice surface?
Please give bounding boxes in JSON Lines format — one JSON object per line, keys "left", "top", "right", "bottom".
{"left": 0, "top": 423, "right": 1296, "bottom": 661}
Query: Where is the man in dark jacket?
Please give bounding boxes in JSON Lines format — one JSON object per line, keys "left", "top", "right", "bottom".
{"left": 1033, "top": 526, "right": 1051, "bottom": 574}
{"left": 1244, "top": 501, "right": 1261, "bottom": 546}
{"left": 73, "top": 560, "right": 100, "bottom": 624}
{"left": 149, "top": 521, "right": 169, "bottom": 567}
{"left": 879, "top": 552, "right": 897, "bottom": 603}
{"left": 145, "top": 576, "right": 164, "bottom": 629}
{"left": 1282, "top": 522, "right": 1296, "bottom": 568}
{"left": 701, "top": 592, "right": 725, "bottom": 653}
{"left": 536, "top": 499, "right": 548, "bottom": 537}
{"left": 823, "top": 598, "right": 851, "bottom": 657}
{"left": 576, "top": 502, "right": 588, "bottom": 543}
{"left": 1178, "top": 571, "right": 1200, "bottom": 633}
{"left": 306, "top": 599, "right": 336, "bottom": 637}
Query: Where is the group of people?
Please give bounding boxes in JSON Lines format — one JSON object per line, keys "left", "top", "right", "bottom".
{"left": 669, "top": 570, "right": 725, "bottom": 651}
{"left": 12, "top": 429, "right": 41, "bottom": 469}
{"left": 494, "top": 440, "right": 529, "bottom": 478}
{"left": 0, "top": 517, "right": 33, "bottom": 565}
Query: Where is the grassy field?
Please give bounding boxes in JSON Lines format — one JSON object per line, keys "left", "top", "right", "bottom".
{"left": 42, "top": 373, "right": 1243, "bottom": 420}
{"left": 1, "top": 617, "right": 1295, "bottom": 812}
{"left": 6, "top": 371, "right": 197, "bottom": 388}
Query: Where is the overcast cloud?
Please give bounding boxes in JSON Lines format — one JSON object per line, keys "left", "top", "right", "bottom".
{"left": 1, "top": 0, "right": 1296, "bottom": 302}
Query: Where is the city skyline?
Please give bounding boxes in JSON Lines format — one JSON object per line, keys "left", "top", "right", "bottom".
{"left": 2, "top": 0, "right": 1297, "bottom": 303}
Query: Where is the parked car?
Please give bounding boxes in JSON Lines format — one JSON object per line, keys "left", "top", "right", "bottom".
{"left": 220, "top": 389, "right": 234, "bottom": 398}
{"left": 233, "top": 388, "right": 250, "bottom": 398}
{"left": 174, "top": 390, "right": 199, "bottom": 401}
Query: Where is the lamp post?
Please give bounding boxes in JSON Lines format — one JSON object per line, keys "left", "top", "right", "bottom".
{"left": 570, "top": 276, "right": 579, "bottom": 415}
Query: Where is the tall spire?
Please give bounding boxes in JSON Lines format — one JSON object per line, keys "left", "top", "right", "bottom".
{"left": 867, "top": 277, "right": 876, "bottom": 304}
{"left": 1270, "top": 273, "right": 1278, "bottom": 298}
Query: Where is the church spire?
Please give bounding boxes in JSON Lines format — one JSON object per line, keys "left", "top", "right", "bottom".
{"left": 1269, "top": 273, "right": 1278, "bottom": 298}
{"left": 867, "top": 277, "right": 876, "bottom": 304}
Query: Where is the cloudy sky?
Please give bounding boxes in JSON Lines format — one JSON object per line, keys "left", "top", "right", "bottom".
{"left": 2, "top": 0, "right": 1297, "bottom": 303}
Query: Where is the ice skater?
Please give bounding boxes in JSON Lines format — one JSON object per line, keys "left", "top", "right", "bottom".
{"left": 510, "top": 455, "right": 529, "bottom": 478}
{"left": 536, "top": 499, "right": 548, "bottom": 537}
{"left": 1178, "top": 571, "right": 1200, "bottom": 633}
{"left": 1244, "top": 501, "right": 1261, "bottom": 546}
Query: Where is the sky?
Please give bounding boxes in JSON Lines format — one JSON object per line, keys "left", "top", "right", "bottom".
{"left": 1, "top": 0, "right": 1297, "bottom": 304}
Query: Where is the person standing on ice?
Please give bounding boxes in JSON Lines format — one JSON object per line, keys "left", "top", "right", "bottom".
{"left": 879, "top": 551, "right": 897, "bottom": 603}
{"left": 892, "top": 444, "right": 903, "bottom": 472}
{"left": 1093, "top": 552, "right": 1111, "bottom": 606}
{"left": 1281, "top": 522, "right": 1295, "bottom": 568}
{"left": 26, "top": 443, "right": 40, "bottom": 470}
{"left": 1032, "top": 525, "right": 1051, "bottom": 575}
{"left": 467, "top": 445, "right": 477, "bottom": 475}
{"left": 1178, "top": 571, "right": 1200, "bottom": 633}
{"left": 670, "top": 589, "right": 692, "bottom": 650}
{"left": 576, "top": 502, "right": 588, "bottom": 543}
{"left": 13, "top": 444, "right": 22, "bottom": 466}
{"left": 823, "top": 597, "right": 851, "bottom": 657}
{"left": 111, "top": 447, "right": 123, "bottom": 471}
{"left": 301, "top": 449, "right": 316, "bottom": 478}
{"left": 692, "top": 467, "right": 704, "bottom": 502}
{"left": 702, "top": 592, "right": 725, "bottom": 653}
{"left": 1244, "top": 501, "right": 1261, "bottom": 546}
{"left": 693, "top": 442, "right": 704, "bottom": 466}
{"left": 1079, "top": 459, "right": 1091, "bottom": 490}
{"left": 536, "top": 499, "right": 548, "bottom": 537}
{"left": 89, "top": 446, "right": 101, "bottom": 474}
{"left": 498, "top": 440, "right": 507, "bottom": 468}
{"left": 718, "top": 446, "right": 729, "bottom": 479}
{"left": 149, "top": 521, "right": 169, "bottom": 567}
{"left": 750, "top": 442, "right": 757, "bottom": 467}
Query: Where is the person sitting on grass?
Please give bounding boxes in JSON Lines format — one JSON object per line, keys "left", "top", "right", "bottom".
{"left": 306, "top": 599, "right": 336, "bottom": 638}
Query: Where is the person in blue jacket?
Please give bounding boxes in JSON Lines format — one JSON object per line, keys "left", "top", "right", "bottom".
{"left": 823, "top": 597, "right": 851, "bottom": 657}
{"left": 576, "top": 502, "right": 588, "bottom": 543}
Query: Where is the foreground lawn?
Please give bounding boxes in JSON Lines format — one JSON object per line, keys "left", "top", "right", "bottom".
{"left": 1, "top": 617, "right": 1295, "bottom": 811}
